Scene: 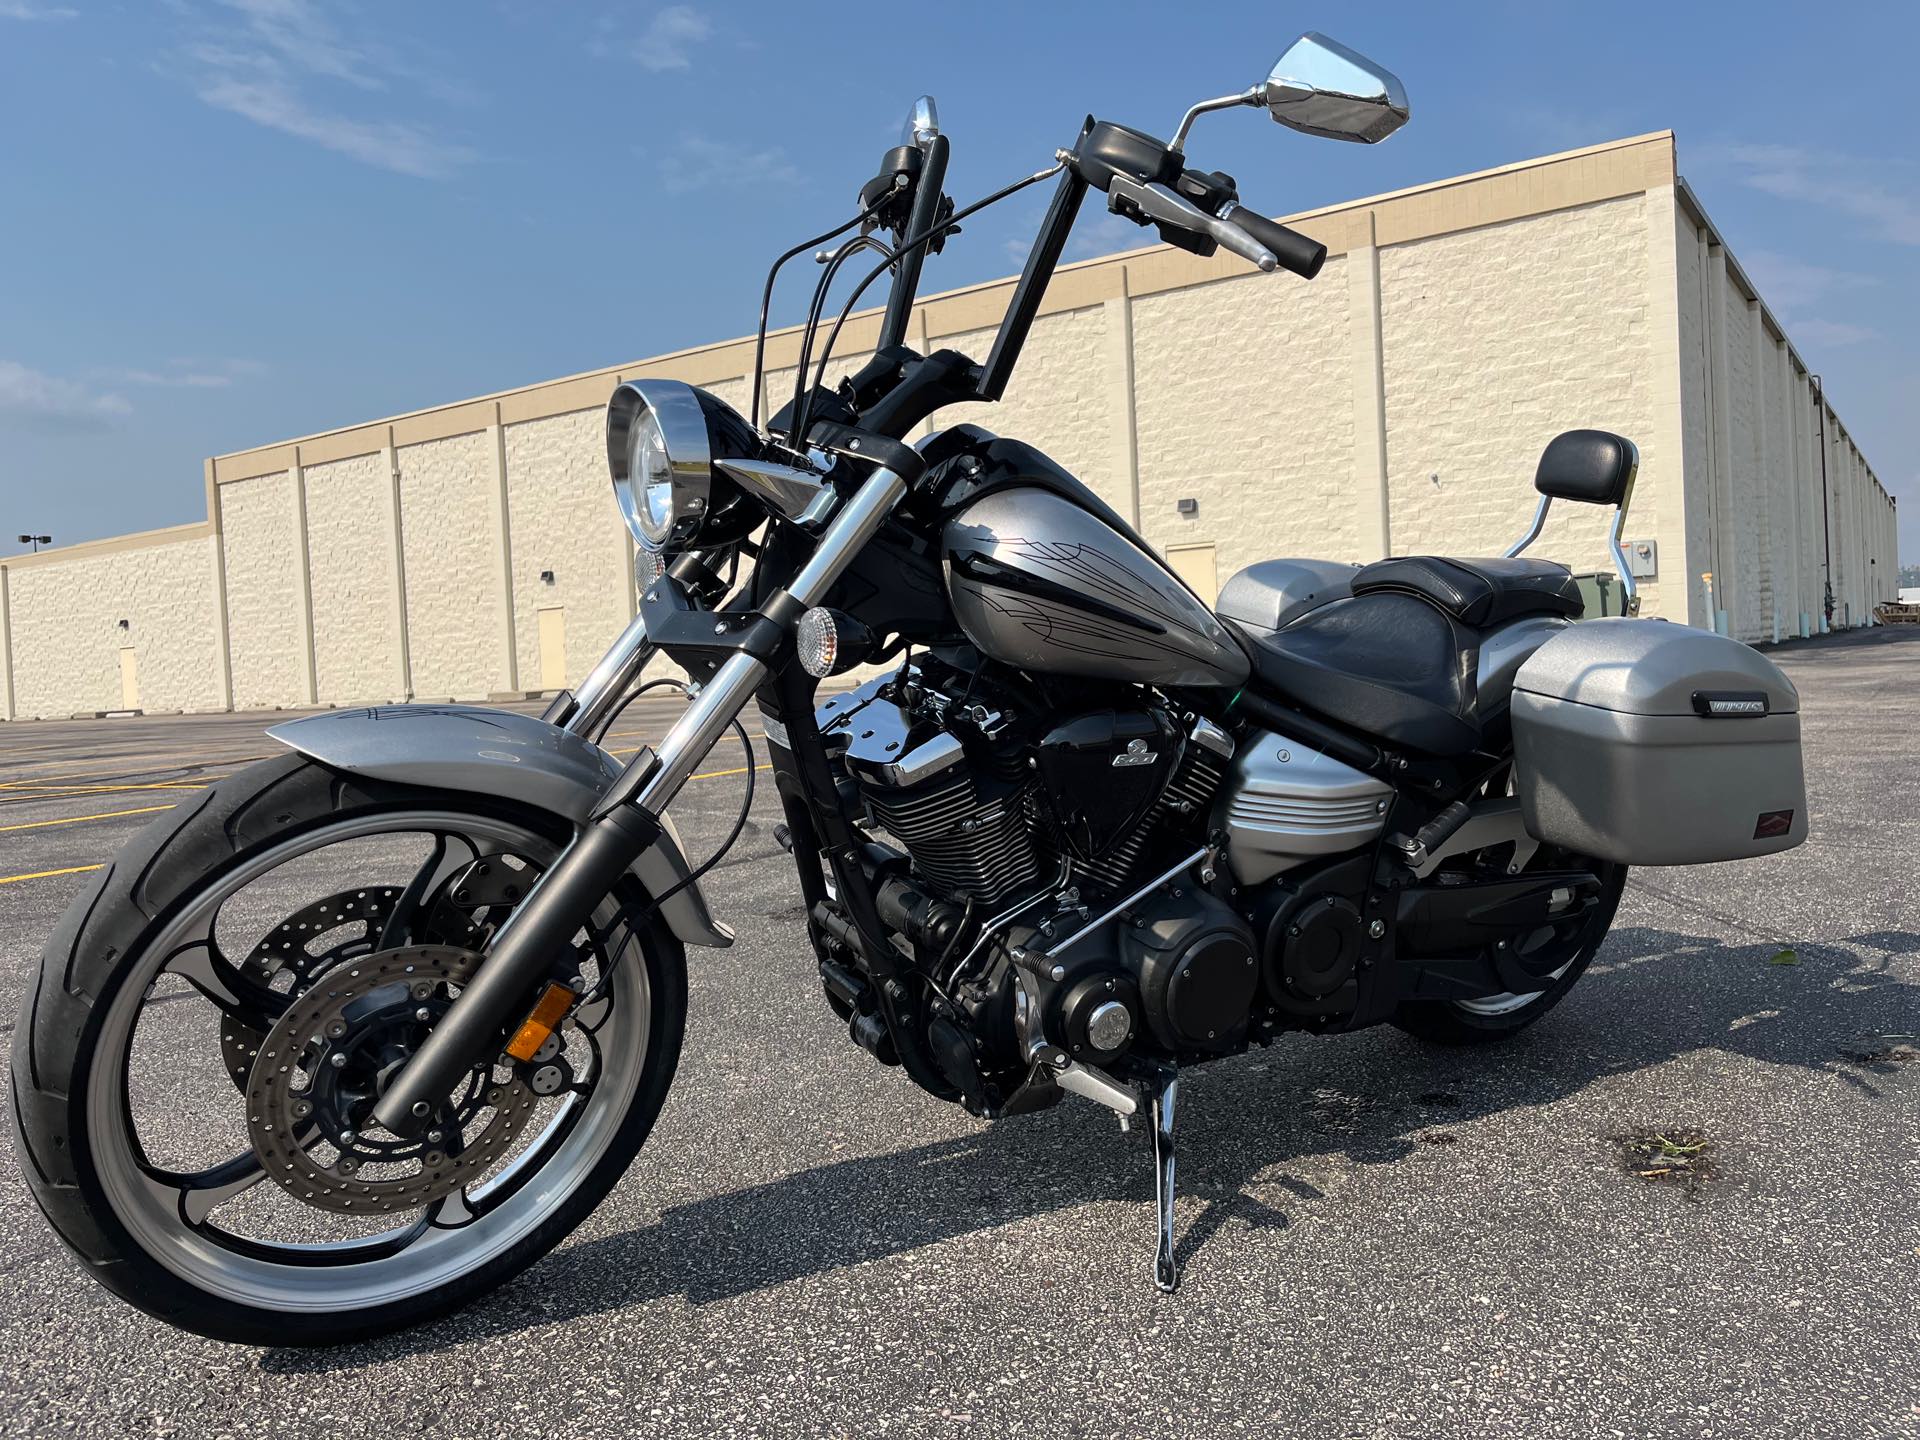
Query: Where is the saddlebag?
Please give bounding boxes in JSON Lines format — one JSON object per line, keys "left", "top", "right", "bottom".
{"left": 1510, "top": 619, "right": 1807, "bottom": 865}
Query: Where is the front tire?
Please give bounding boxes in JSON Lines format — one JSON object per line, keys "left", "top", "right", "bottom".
{"left": 11, "top": 754, "right": 686, "bottom": 1345}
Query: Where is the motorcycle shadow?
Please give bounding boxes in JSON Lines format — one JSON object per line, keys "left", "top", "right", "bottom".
{"left": 261, "top": 920, "right": 1918, "bottom": 1367}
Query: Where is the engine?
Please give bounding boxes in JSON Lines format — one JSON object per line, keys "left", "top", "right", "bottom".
{"left": 813, "top": 658, "right": 1267, "bottom": 1115}
{"left": 817, "top": 658, "right": 1227, "bottom": 911}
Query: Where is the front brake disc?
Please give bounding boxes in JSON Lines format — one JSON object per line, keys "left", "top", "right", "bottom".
{"left": 246, "top": 945, "right": 540, "bottom": 1217}
{"left": 219, "top": 888, "right": 403, "bottom": 1093}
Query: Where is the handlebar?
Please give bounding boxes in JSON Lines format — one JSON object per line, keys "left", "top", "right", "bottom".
{"left": 1220, "top": 205, "right": 1326, "bottom": 279}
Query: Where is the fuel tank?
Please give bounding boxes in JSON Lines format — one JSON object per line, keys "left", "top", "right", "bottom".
{"left": 942, "top": 487, "right": 1251, "bottom": 688}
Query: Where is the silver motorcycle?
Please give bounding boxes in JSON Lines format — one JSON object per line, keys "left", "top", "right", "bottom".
{"left": 13, "top": 33, "right": 1808, "bottom": 1343}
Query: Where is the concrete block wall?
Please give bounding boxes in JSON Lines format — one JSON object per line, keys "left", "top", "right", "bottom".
{"left": 2, "top": 132, "right": 1898, "bottom": 721}
{"left": 2, "top": 525, "right": 226, "bottom": 718}
{"left": 1672, "top": 182, "right": 1896, "bottom": 642}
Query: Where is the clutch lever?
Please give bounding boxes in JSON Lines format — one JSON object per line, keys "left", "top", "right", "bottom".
{"left": 1106, "top": 174, "right": 1278, "bottom": 272}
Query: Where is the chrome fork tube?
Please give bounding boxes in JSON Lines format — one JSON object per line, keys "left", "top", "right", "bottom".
{"left": 626, "top": 463, "right": 909, "bottom": 814}
{"left": 563, "top": 611, "right": 655, "bottom": 740}
{"left": 371, "top": 466, "right": 908, "bottom": 1136}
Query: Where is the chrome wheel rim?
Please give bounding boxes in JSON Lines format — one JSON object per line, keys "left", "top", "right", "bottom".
{"left": 85, "top": 808, "right": 650, "bottom": 1315}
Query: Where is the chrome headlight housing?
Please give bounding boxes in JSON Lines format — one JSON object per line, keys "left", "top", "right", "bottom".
{"left": 607, "top": 379, "right": 712, "bottom": 551}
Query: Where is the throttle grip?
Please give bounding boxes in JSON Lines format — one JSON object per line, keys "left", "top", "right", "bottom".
{"left": 1222, "top": 206, "right": 1326, "bottom": 279}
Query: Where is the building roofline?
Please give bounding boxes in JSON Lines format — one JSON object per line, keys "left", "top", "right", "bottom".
{"left": 206, "top": 130, "right": 1679, "bottom": 478}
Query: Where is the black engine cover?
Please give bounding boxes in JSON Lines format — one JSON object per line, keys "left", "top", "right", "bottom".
{"left": 1033, "top": 708, "right": 1179, "bottom": 861}
{"left": 1121, "top": 888, "right": 1258, "bottom": 1053}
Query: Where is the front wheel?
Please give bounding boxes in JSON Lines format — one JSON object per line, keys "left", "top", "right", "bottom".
{"left": 11, "top": 754, "right": 686, "bottom": 1345}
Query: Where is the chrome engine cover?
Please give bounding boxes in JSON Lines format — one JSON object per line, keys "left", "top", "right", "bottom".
{"left": 819, "top": 672, "right": 1040, "bottom": 906}
{"left": 1213, "top": 730, "right": 1393, "bottom": 885}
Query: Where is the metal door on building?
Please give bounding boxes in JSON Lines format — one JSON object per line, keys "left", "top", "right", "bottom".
{"left": 536, "top": 607, "right": 567, "bottom": 691}
{"left": 117, "top": 647, "right": 139, "bottom": 712}
{"left": 1163, "top": 543, "right": 1219, "bottom": 604}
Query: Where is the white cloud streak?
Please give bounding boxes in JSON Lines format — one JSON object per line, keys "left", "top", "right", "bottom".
{"left": 0, "top": 361, "right": 131, "bottom": 429}
{"left": 1703, "top": 143, "right": 1920, "bottom": 246}
{"left": 100, "top": 358, "right": 265, "bottom": 389}
{"left": 632, "top": 5, "right": 710, "bottom": 72}
{"left": 0, "top": 3, "right": 78, "bottom": 19}
{"left": 177, "top": 1, "right": 474, "bottom": 178}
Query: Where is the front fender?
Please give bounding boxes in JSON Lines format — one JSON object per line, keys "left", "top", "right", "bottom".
{"left": 266, "top": 704, "right": 734, "bottom": 948}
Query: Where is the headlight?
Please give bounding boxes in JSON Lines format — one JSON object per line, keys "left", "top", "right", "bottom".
{"left": 606, "top": 379, "right": 712, "bottom": 551}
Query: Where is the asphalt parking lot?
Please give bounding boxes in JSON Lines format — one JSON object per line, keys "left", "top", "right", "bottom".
{"left": 2, "top": 633, "right": 1917, "bottom": 1439}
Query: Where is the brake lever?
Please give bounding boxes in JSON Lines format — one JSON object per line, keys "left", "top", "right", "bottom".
{"left": 1106, "top": 174, "right": 1278, "bottom": 273}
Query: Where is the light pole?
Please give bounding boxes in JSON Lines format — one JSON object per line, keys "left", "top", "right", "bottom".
{"left": 17, "top": 533, "right": 52, "bottom": 554}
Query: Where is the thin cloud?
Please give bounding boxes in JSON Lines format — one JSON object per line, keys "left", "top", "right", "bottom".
{"left": 0, "top": 3, "right": 78, "bottom": 19}
{"left": 1740, "top": 249, "right": 1876, "bottom": 313}
{"left": 632, "top": 5, "right": 710, "bottom": 72}
{"left": 100, "top": 358, "right": 266, "bottom": 389}
{"left": 195, "top": 63, "right": 474, "bottom": 177}
{"left": 657, "top": 134, "right": 798, "bottom": 194}
{"left": 175, "top": 1, "right": 475, "bottom": 178}
{"left": 213, "top": 0, "right": 382, "bottom": 88}
{"left": 0, "top": 361, "right": 131, "bottom": 430}
{"left": 1068, "top": 211, "right": 1147, "bottom": 261}
{"left": 1700, "top": 142, "right": 1920, "bottom": 246}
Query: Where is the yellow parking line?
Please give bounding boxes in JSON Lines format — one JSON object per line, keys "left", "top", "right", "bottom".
{"left": 0, "top": 864, "right": 106, "bottom": 887}
{"left": 0, "top": 758, "right": 262, "bottom": 789}
{"left": 0, "top": 782, "right": 207, "bottom": 803}
{"left": 0, "top": 804, "right": 178, "bottom": 834}
{"left": 0, "top": 761, "right": 774, "bottom": 886}
{"left": 687, "top": 763, "right": 774, "bottom": 781}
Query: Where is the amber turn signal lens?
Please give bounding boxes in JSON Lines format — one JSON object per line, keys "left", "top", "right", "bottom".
{"left": 505, "top": 982, "right": 576, "bottom": 1062}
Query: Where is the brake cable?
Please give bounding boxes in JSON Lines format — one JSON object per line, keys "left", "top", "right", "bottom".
{"left": 572, "top": 677, "right": 757, "bottom": 1008}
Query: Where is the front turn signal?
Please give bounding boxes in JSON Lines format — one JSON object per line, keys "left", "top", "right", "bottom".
{"left": 505, "top": 982, "right": 577, "bottom": 1062}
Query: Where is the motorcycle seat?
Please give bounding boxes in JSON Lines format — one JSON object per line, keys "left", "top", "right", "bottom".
{"left": 1222, "top": 557, "right": 1582, "bottom": 756}
{"left": 1349, "top": 555, "right": 1581, "bottom": 626}
{"left": 1226, "top": 593, "right": 1484, "bottom": 755}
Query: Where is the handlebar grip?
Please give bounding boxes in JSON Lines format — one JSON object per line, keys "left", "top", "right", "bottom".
{"left": 1223, "top": 206, "right": 1326, "bottom": 280}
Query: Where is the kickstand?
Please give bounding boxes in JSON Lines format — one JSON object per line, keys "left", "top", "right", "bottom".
{"left": 1151, "top": 1072, "right": 1179, "bottom": 1293}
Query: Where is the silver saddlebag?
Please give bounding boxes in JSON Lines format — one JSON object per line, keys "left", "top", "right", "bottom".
{"left": 1510, "top": 619, "right": 1807, "bottom": 865}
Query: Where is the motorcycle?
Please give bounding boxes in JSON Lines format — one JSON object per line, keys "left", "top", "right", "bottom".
{"left": 13, "top": 33, "right": 1809, "bottom": 1343}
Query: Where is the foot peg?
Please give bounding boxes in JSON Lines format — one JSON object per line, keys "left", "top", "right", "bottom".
{"left": 1150, "top": 1073, "right": 1179, "bottom": 1293}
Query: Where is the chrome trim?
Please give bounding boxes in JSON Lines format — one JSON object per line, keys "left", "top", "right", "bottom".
{"left": 628, "top": 465, "right": 910, "bottom": 816}
{"left": 904, "top": 94, "right": 940, "bottom": 151}
{"left": 1168, "top": 86, "right": 1261, "bottom": 153}
{"left": 947, "top": 859, "right": 1073, "bottom": 982}
{"left": 1609, "top": 456, "right": 1641, "bottom": 616}
{"left": 1502, "top": 494, "right": 1552, "bottom": 559}
{"left": 1042, "top": 847, "right": 1208, "bottom": 960}
{"left": 1190, "top": 715, "right": 1235, "bottom": 760}
{"left": 1152, "top": 1075, "right": 1179, "bottom": 1292}
{"left": 1504, "top": 438, "right": 1640, "bottom": 617}
{"left": 1054, "top": 1060, "right": 1141, "bottom": 1116}
{"left": 563, "top": 610, "right": 655, "bottom": 739}
{"left": 787, "top": 466, "right": 909, "bottom": 606}
{"left": 607, "top": 379, "right": 711, "bottom": 551}
{"left": 714, "top": 456, "right": 837, "bottom": 526}
{"left": 1264, "top": 32, "right": 1410, "bottom": 145}
{"left": 1106, "top": 175, "right": 1277, "bottom": 272}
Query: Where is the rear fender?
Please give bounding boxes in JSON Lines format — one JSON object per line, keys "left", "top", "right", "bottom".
{"left": 266, "top": 704, "right": 733, "bottom": 948}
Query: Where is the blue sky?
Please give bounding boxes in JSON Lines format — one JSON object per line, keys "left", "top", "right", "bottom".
{"left": 2, "top": 1, "right": 1915, "bottom": 559}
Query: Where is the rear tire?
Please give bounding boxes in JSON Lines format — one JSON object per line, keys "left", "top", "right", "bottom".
{"left": 11, "top": 754, "right": 687, "bottom": 1345}
{"left": 1392, "top": 861, "right": 1626, "bottom": 1045}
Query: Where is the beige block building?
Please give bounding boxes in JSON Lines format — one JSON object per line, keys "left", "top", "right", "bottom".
{"left": 0, "top": 132, "right": 1898, "bottom": 722}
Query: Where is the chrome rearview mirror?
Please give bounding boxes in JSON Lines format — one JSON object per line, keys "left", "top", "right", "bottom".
{"left": 1167, "top": 33, "right": 1406, "bottom": 153}
{"left": 1263, "top": 33, "right": 1408, "bottom": 144}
